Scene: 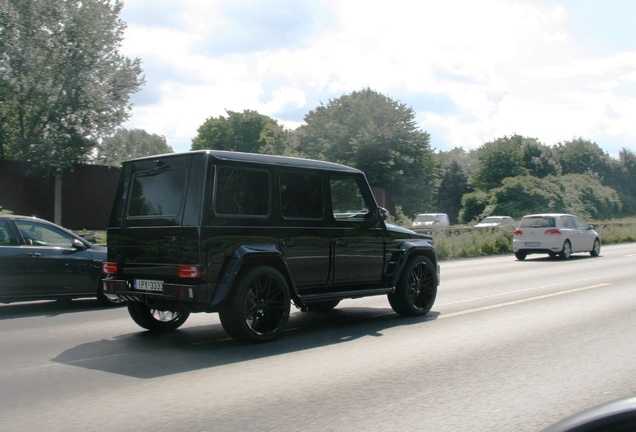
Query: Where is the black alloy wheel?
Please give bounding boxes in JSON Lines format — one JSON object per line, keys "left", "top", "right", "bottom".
{"left": 388, "top": 255, "right": 437, "bottom": 316}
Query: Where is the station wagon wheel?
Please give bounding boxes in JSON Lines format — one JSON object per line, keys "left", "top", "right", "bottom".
{"left": 590, "top": 238, "right": 601, "bottom": 257}
{"left": 515, "top": 252, "right": 527, "bottom": 261}
{"left": 388, "top": 255, "right": 437, "bottom": 316}
{"left": 219, "top": 266, "right": 291, "bottom": 343}
{"left": 127, "top": 301, "right": 190, "bottom": 332}
{"left": 559, "top": 240, "right": 572, "bottom": 260}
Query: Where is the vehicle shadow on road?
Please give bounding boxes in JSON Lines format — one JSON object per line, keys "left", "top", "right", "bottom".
{"left": 0, "top": 299, "right": 120, "bottom": 320}
{"left": 50, "top": 307, "right": 441, "bottom": 379}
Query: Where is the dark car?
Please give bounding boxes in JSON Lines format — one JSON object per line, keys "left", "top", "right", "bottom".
{"left": 102, "top": 150, "right": 440, "bottom": 343}
{"left": 0, "top": 215, "right": 122, "bottom": 306}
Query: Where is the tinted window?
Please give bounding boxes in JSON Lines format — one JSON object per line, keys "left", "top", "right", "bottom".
{"left": 128, "top": 169, "right": 186, "bottom": 217}
{"left": 0, "top": 220, "right": 17, "bottom": 246}
{"left": 330, "top": 177, "right": 370, "bottom": 220}
{"left": 519, "top": 216, "right": 556, "bottom": 228}
{"left": 280, "top": 171, "right": 324, "bottom": 220}
{"left": 215, "top": 167, "right": 270, "bottom": 216}
{"left": 15, "top": 220, "right": 73, "bottom": 247}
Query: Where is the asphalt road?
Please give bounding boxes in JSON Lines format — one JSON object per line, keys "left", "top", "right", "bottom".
{"left": 1, "top": 243, "right": 635, "bottom": 432}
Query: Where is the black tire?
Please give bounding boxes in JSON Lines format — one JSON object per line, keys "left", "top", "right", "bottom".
{"left": 388, "top": 255, "right": 437, "bottom": 316}
{"left": 515, "top": 252, "right": 527, "bottom": 261}
{"left": 306, "top": 300, "right": 341, "bottom": 312}
{"left": 97, "top": 278, "right": 125, "bottom": 307}
{"left": 219, "top": 266, "right": 291, "bottom": 343}
{"left": 590, "top": 238, "right": 601, "bottom": 257}
{"left": 559, "top": 240, "right": 572, "bottom": 260}
{"left": 127, "top": 301, "right": 189, "bottom": 332}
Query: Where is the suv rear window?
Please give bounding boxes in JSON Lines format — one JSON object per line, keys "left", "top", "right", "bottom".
{"left": 128, "top": 169, "right": 187, "bottom": 217}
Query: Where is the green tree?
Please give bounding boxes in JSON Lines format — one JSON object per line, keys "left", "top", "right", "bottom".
{"left": 93, "top": 128, "right": 173, "bottom": 167}
{"left": 472, "top": 135, "right": 530, "bottom": 190}
{"left": 554, "top": 138, "right": 612, "bottom": 178}
{"left": 520, "top": 139, "right": 560, "bottom": 178}
{"left": 490, "top": 176, "right": 566, "bottom": 218}
{"left": 458, "top": 190, "right": 491, "bottom": 224}
{"left": 0, "top": 0, "right": 144, "bottom": 174}
{"left": 191, "top": 110, "right": 289, "bottom": 154}
{"left": 559, "top": 174, "right": 621, "bottom": 219}
{"left": 615, "top": 148, "right": 636, "bottom": 214}
{"left": 436, "top": 148, "right": 472, "bottom": 224}
{"left": 296, "top": 88, "right": 437, "bottom": 216}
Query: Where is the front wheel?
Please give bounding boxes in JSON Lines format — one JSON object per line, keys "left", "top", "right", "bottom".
{"left": 388, "top": 255, "right": 437, "bottom": 316}
{"left": 590, "top": 238, "right": 601, "bottom": 257}
{"left": 219, "top": 266, "right": 291, "bottom": 343}
{"left": 515, "top": 252, "right": 527, "bottom": 261}
{"left": 127, "top": 302, "right": 189, "bottom": 332}
{"left": 559, "top": 240, "right": 572, "bottom": 260}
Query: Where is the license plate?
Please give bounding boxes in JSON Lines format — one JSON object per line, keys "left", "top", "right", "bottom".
{"left": 134, "top": 279, "right": 164, "bottom": 292}
{"left": 525, "top": 242, "right": 541, "bottom": 247}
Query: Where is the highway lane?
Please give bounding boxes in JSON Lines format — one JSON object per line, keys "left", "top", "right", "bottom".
{"left": 1, "top": 243, "right": 635, "bottom": 431}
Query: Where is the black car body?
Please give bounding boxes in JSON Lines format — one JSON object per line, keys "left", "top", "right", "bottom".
{"left": 0, "top": 215, "right": 119, "bottom": 305}
{"left": 102, "top": 150, "right": 439, "bottom": 342}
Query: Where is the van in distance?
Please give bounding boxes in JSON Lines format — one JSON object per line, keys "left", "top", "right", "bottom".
{"left": 102, "top": 150, "right": 439, "bottom": 343}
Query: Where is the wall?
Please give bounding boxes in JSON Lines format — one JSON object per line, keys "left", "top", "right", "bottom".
{"left": 0, "top": 160, "right": 120, "bottom": 230}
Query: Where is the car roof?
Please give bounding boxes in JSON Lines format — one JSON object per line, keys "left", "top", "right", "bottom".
{"left": 522, "top": 214, "right": 574, "bottom": 218}
{"left": 126, "top": 150, "right": 363, "bottom": 174}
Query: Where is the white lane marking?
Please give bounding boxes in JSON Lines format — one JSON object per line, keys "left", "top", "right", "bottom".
{"left": 440, "top": 276, "right": 608, "bottom": 306}
{"left": 440, "top": 283, "right": 610, "bottom": 319}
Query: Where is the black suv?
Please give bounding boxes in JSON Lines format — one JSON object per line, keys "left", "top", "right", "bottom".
{"left": 102, "top": 150, "right": 439, "bottom": 343}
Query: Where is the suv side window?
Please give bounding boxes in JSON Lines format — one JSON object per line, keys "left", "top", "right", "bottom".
{"left": 280, "top": 171, "right": 324, "bottom": 220}
{"left": 0, "top": 220, "right": 17, "bottom": 246}
{"left": 330, "top": 177, "right": 371, "bottom": 221}
{"left": 214, "top": 167, "right": 270, "bottom": 217}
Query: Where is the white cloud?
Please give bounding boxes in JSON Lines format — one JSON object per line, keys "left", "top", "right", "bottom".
{"left": 119, "top": 0, "right": 636, "bottom": 157}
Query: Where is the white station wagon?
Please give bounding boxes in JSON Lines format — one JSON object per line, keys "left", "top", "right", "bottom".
{"left": 512, "top": 213, "right": 601, "bottom": 260}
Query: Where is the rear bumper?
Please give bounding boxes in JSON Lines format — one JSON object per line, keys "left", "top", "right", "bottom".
{"left": 102, "top": 278, "right": 218, "bottom": 313}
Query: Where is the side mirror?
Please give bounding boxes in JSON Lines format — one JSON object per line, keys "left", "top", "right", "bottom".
{"left": 73, "top": 238, "right": 88, "bottom": 250}
{"left": 377, "top": 207, "right": 388, "bottom": 221}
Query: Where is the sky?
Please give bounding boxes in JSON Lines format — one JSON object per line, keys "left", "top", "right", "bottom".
{"left": 118, "top": 0, "right": 636, "bottom": 158}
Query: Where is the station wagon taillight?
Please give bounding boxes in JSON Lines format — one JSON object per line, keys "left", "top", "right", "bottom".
{"left": 514, "top": 230, "right": 523, "bottom": 235}
{"left": 545, "top": 229, "right": 561, "bottom": 235}
{"left": 178, "top": 265, "right": 201, "bottom": 278}
{"left": 102, "top": 262, "right": 118, "bottom": 274}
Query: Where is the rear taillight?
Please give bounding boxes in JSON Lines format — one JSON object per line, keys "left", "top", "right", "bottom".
{"left": 514, "top": 230, "right": 523, "bottom": 236}
{"left": 102, "top": 262, "right": 118, "bottom": 274}
{"left": 178, "top": 265, "right": 201, "bottom": 278}
{"left": 545, "top": 229, "right": 561, "bottom": 235}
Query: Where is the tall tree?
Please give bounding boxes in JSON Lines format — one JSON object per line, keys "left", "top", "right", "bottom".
{"left": 472, "top": 135, "right": 530, "bottom": 190}
{"left": 554, "top": 138, "right": 612, "bottom": 178}
{"left": 93, "top": 128, "right": 173, "bottom": 167}
{"left": 191, "top": 110, "right": 289, "bottom": 154}
{"left": 0, "top": 0, "right": 143, "bottom": 174}
{"left": 296, "top": 88, "right": 437, "bottom": 216}
{"left": 436, "top": 148, "right": 472, "bottom": 224}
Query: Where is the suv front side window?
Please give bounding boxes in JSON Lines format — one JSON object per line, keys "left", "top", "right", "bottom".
{"left": 330, "top": 177, "right": 371, "bottom": 221}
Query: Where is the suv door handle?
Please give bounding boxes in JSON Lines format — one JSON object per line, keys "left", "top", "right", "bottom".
{"left": 28, "top": 252, "right": 42, "bottom": 257}
{"left": 335, "top": 239, "right": 347, "bottom": 247}
{"left": 281, "top": 239, "right": 295, "bottom": 247}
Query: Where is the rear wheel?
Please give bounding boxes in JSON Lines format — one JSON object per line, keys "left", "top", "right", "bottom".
{"left": 559, "top": 240, "right": 572, "bottom": 260}
{"left": 590, "top": 238, "right": 601, "bottom": 257}
{"left": 127, "top": 302, "right": 189, "bottom": 332}
{"left": 388, "top": 255, "right": 437, "bottom": 316}
{"left": 515, "top": 252, "right": 527, "bottom": 261}
{"left": 219, "top": 266, "right": 291, "bottom": 343}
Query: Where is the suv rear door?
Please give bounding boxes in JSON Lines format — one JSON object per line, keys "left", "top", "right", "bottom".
{"left": 108, "top": 154, "right": 201, "bottom": 280}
